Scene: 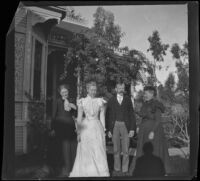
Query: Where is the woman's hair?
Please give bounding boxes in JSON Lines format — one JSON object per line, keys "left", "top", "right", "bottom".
{"left": 86, "top": 80, "right": 97, "bottom": 91}
{"left": 58, "top": 84, "right": 70, "bottom": 93}
{"left": 144, "top": 85, "right": 157, "bottom": 97}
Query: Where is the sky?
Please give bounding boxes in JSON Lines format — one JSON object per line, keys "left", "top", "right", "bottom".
{"left": 73, "top": 4, "right": 188, "bottom": 90}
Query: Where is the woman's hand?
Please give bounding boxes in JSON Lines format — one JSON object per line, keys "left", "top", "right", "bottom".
{"left": 69, "top": 103, "right": 77, "bottom": 110}
{"left": 148, "top": 131, "right": 154, "bottom": 140}
{"left": 108, "top": 131, "right": 112, "bottom": 138}
{"left": 128, "top": 130, "right": 135, "bottom": 138}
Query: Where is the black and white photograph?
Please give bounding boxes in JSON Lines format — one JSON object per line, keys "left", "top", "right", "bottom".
{"left": 3, "top": 1, "right": 199, "bottom": 180}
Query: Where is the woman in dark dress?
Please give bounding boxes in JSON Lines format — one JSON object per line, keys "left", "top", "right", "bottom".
{"left": 50, "top": 84, "right": 77, "bottom": 177}
{"left": 129, "top": 86, "right": 172, "bottom": 176}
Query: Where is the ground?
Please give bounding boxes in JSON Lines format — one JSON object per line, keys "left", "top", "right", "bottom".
{"left": 15, "top": 146, "right": 190, "bottom": 179}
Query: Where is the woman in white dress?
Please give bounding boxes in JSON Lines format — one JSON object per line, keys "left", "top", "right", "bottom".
{"left": 69, "top": 80, "right": 110, "bottom": 177}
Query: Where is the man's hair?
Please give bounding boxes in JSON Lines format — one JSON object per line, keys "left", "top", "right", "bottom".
{"left": 115, "top": 78, "right": 125, "bottom": 87}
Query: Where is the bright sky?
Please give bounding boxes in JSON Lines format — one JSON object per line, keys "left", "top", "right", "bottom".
{"left": 73, "top": 4, "right": 188, "bottom": 90}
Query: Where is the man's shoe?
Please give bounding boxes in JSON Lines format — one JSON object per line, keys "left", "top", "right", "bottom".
{"left": 122, "top": 171, "right": 131, "bottom": 176}
{"left": 112, "top": 170, "right": 121, "bottom": 176}
{"left": 57, "top": 173, "right": 69, "bottom": 178}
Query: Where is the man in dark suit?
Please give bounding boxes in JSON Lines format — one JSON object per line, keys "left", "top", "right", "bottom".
{"left": 106, "top": 80, "right": 136, "bottom": 175}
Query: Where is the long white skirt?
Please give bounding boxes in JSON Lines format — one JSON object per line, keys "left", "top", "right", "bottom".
{"left": 69, "top": 118, "right": 110, "bottom": 177}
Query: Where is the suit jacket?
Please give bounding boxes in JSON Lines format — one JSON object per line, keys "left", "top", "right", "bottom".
{"left": 106, "top": 95, "right": 136, "bottom": 133}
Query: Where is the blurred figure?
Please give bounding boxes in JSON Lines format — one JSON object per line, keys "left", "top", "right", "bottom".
{"left": 33, "top": 85, "right": 77, "bottom": 178}
{"left": 133, "top": 142, "right": 165, "bottom": 177}
{"left": 51, "top": 84, "right": 77, "bottom": 177}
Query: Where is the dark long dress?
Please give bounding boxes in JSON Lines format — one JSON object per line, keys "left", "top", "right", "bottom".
{"left": 51, "top": 98, "right": 77, "bottom": 175}
{"left": 129, "top": 99, "right": 172, "bottom": 175}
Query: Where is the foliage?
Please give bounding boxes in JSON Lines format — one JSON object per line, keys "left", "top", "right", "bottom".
{"left": 147, "top": 30, "right": 169, "bottom": 62}
{"left": 25, "top": 91, "right": 49, "bottom": 155}
{"left": 171, "top": 42, "right": 188, "bottom": 61}
{"left": 171, "top": 43, "right": 181, "bottom": 59}
{"left": 61, "top": 29, "right": 152, "bottom": 99}
{"left": 159, "top": 41, "right": 189, "bottom": 150}
{"left": 65, "top": 7, "right": 86, "bottom": 23}
{"left": 60, "top": 7, "right": 155, "bottom": 99}
{"left": 163, "top": 104, "right": 190, "bottom": 153}
{"left": 147, "top": 30, "right": 169, "bottom": 85}
{"left": 171, "top": 42, "right": 189, "bottom": 103}
{"left": 25, "top": 91, "right": 47, "bottom": 131}
{"left": 160, "top": 73, "right": 176, "bottom": 102}
{"left": 92, "top": 7, "right": 125, "bottom": 48}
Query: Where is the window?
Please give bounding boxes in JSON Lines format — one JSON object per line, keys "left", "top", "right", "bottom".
{"left": 33, "top": 40, "right": 43, "bottom": 100}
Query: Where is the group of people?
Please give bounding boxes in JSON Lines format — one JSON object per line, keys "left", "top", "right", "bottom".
{"left": 36, "top": 79, "right": 172, "bottom": 178}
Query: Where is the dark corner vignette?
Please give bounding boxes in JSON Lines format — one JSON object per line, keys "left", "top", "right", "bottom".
{"left": 2, "top": 1, "right": 200, "bottom": 180}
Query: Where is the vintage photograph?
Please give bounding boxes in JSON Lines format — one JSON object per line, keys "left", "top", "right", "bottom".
{"left": 8, "top": 1, "right": 195, "bottom": 179}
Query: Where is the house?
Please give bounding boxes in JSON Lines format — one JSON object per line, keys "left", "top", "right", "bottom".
{"left": 14, "top": 3, "right": 89, "bottom": 155}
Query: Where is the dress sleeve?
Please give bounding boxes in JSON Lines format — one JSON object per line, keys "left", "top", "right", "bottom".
{"left": 99, "top": 98, "right": 107, "bottom": 109}
{"left": 77, "top": 98, "right": 83, "bottom": 109}
{"left": 76, "top": 98, "right": 84, "bottom": 132}
{"left": 99, "top": 98, "right": 106, "bottom": 131}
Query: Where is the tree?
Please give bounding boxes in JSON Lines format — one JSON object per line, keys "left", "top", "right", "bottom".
{"left": 93, "top": 7, "right": 124, "bottom": 48}
{"left": 158, "top": 73, "right": 176, "bottom": 104}
{"left": 171, "top": 42, "right": 189, "bottom": 103}
{"left": 164, "top": 73, "right": 176, "bottom": 102}
{"left": 160, "top": 41, "right": 190, "bottom": 152}
{"left": 147, "top": 30, "right": 169, "bottom": 86}
{"left": 61, "top": 8, "right": 154, "bottom": 100}
{"left": 62, "top": 30, "right": 153, "bottom": 100}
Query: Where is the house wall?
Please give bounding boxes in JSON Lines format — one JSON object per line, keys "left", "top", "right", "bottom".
{"left": 15, "top": 7, "right": 28, "bottom": 154}
{"left": 14, "top": 6, "right": 84, "bottom": 155}
{"left": 15, "top": 7, "right": 48, "bottom": 154}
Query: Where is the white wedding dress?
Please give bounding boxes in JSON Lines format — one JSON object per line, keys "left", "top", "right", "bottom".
{"left": 69, "top": 96, "right": 110, "bottom": 177}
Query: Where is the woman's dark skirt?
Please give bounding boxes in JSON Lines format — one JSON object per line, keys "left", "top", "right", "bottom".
{"left": 130, "top": 120, "right": 172, "bottom": 174}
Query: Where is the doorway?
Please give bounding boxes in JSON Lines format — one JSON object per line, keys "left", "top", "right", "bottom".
{"left": 46, "top": 48, "right": 77, "bottom": 119}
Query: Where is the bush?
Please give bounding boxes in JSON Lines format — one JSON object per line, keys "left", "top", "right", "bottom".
{"left": 25, "top": 91, "right": 49, "bottom": 156}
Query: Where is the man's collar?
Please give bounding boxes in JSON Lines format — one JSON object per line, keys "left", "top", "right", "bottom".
{"left": 117, "top": 94, "right": 123, "bottom": 97}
